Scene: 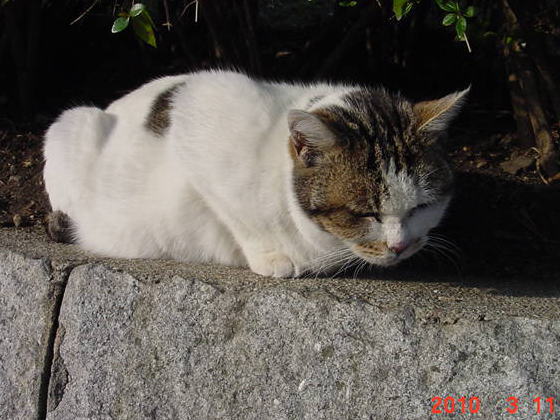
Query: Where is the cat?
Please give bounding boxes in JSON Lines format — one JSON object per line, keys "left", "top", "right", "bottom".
{"left": 43, "top": 70, "right": 467, "bottom": 278}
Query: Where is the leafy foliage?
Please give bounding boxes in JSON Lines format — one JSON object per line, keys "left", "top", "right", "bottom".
{"left": 394, "top": 0, "right": 476, "bottom": 52}
{"left": 330, "top": 0, "right": 476, "bottom": 52}
{"left": 111, "top": 2, "right": 156, "bottom": 47}
{"left": 393, "top": 0, "right": 421, "bottom": 20}
{"left": 434, "top": 0, "right": 474, "bottom": 51}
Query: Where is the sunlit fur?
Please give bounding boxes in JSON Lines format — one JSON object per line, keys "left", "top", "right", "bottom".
{"left": 43, "top": 70, "right": 466, "bottom": 277}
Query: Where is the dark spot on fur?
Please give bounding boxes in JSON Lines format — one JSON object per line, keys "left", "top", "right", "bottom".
{"left": 145, "top": 82, "right": 185, "bottom": 136}
{"left": 45, "top": 211, "right": 75, "bottom": 243}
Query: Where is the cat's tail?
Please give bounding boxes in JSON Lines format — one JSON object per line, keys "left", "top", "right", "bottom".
{"left": 45, "top": 210, "right": 76, "bottom": 243}
{"left": 43, "top": 107, "right": 116, "bottom": 218}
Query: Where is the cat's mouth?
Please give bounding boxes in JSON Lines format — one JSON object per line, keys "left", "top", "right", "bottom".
{"left": 351, "top": 237, "right": 426, "bottom": 267}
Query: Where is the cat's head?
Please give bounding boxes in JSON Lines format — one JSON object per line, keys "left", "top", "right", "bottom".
{"left": 288, "top": 87, "right": 468, "bottom": 266}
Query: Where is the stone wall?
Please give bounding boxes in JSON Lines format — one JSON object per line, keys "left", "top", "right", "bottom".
{"left": 1, "top": 228, "right": 559, "bottom": 419}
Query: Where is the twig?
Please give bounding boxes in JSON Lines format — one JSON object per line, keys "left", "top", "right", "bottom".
{"left": 501, "top": 0, "right": 559, "bottom": 181}
{"left": 464, "top": 34, "right": 472, "bottom": 53}
{"left": 70, "top": 0, "right": 99, "bottom": 25}
{"left": 180, "top": 0, "right": 199, "bottom": 22}
{"left": 162, "top": 0, "right": 172, "bottom": 30}
{"left": 536, "top": 161, "right": 551, "bottom": 185}
{"left": 531, "top": 147, "right": 550, "bottom": 184}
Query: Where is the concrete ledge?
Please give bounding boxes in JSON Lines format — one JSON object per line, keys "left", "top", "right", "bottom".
{"left": 1, "top": 227, "right": 559, "bottom": 419}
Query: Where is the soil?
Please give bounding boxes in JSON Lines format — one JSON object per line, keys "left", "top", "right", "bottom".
{"left": 0, "top": 126, "right": 50, "bottom": 229}
{"left": 1, "top": 115, "right": 559, "bottom": 282}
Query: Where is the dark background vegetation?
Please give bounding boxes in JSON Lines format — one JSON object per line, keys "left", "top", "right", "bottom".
{"left": 1, "top": 0, "right": 559, "bottom": 281}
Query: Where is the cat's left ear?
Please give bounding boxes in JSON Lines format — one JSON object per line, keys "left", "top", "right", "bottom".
{"left": 288, "top": 110, "right": 337, "bottom": 166}
{"left": 413, "top": 87, "right": 470, "bottom": 133}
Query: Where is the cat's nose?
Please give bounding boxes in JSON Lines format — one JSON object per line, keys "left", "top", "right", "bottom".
{"left": 389, "top": 241, "right": 409, "bottom": 255}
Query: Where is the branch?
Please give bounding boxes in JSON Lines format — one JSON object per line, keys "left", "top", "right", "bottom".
{"left": 70, "top": 0, "right": 99, "bottom": 25}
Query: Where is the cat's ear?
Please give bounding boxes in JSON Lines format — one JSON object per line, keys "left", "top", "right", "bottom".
{"left": 413, "top": 87, "right": 470, "bottom": 133}
{"left": 288, "top": 110, "right": 337, "bottom": 166}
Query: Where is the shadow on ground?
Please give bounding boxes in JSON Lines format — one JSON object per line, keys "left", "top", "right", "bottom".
{"left": 340, "top": 171, "right": 560, "bottom": 298}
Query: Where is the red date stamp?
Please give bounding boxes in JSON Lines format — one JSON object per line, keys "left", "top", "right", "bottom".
{"left": 431, "top": 396, "right": 555, "bottom": 415}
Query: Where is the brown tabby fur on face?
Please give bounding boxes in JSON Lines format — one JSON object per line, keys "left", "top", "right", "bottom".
{"left": 290, "top": 88, "right": 455, "bottom": 249}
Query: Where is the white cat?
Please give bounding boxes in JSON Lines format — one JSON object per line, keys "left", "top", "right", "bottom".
{"left": 44, "top": 70, "right": 467, "bottom": 277}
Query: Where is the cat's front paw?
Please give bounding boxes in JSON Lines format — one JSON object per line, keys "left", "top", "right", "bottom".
{"left": 248, "top": 252, "right": 295, "bottom": 278}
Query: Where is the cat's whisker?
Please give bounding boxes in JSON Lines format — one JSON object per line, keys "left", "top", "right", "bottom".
{"left": 318, "top": 248, "right": 362, "bottom": 279}
{"left": 351, "top": 259, "right": 369, "bottom": 280}
{"left": 327, "top": 255, "right": 358, "bottom": 280}
{"left": 420, "top": 246, "right": 444, "bottom": 266}
{"left": 428, "top": 233, "right": 461, "bottom": 248}
{"left": 427, "top": 234, "right": 463, "bottom": 257}
{"left": 352, "top": 262, "right": 362, "bottom": 280}
{"left": 424, "top": 240, "right": 462, "bottom": 274}
{"left": 419, "top": 167, "right": 442, "bottom": 182}
{"left": 429, "top": 244, "right": 460, "bottom": 259}
{"left": 324, "top": 253, "right": 359, "bottom": 278}
{"left": 303, "top": 248, "right": 345, "bottom": 267}
{"left": 426, "top": 241, "right": 458, "bottom": 260}
{"left": 309, "top": 247, "right": 352, "bottom": 264}
{"left": 429, "top": 234, "right": 462, "bottom": 251}
{"left": 431, "top": 241, "right": 462, "bottom": 261}
{"left": 304, "top": 247, "right": 355, "bottom": 279}
{"left": 423, "top": 244, "right": 450, "bottom": 267}
{"left": 331, "top": 256, "right": 354, "bottom": 278}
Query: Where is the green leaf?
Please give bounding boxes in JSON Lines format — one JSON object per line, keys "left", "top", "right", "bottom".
{"left": 132, "top": 13, "right": 157, "bottom": 47}
{"left": 442, "top": 13, "right": 457, "bottom": 26}
{"left": 456, "top": 16, "right": 467, "bottom": 38}
{"left": 141, "top": 8, "right": 155, "bottom": 27}
{"left": 111, "top": 16, "right": 130, "bottom": 33}
{"left": 339, "top": 0, "right": 357, "bottom": 6}
{"left": 393, "top": 0, "right": 408, "bottom": 20}
{"left": 404, "top": 2, "right": 414, "bottom": 15}
{"left": 435, "top": 0, "right": 456, "bottom": 12}
{"left": 129, "top": 2, "right": 145, "bottom": 17}
{"left": 464, "top": 6, "right": 475, "bottom": 17}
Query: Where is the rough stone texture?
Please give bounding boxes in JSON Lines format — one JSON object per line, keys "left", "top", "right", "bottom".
{"left": 0, "top": 249, "right": 63, "bottom": 420}
{"left": 1, "top": 227, "right": 559, "bottom": 419}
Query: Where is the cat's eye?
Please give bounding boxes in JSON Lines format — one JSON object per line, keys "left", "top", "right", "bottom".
{"left": 351, "top": 211, "right": 380, "bottom": 222}
{"left": 409, "top": 203, "right": 431, "bottom": 217}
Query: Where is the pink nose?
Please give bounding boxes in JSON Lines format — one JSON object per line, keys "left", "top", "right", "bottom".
{"left": 389, "top": 241, "right": 409, "bottom": 255}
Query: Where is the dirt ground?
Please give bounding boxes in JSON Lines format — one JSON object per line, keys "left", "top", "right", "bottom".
{"left": 1, "top": 116, "right": 559, "bottom": 282}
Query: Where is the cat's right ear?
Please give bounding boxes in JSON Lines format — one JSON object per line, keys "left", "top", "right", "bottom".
{"left": 413, "top": 87, "right": 470, "bottom": 133}
{"left": 288, "top": 110, "right": 337, "bottom": 166}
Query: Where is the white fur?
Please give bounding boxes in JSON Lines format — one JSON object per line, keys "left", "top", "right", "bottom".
{"left": 44, "top": 70, "right": 451, "bottom": 277}
{"left": 352, "top": 159, "right": 450, "bottom": 266}
{"left": 44, "top": 71, "right": 361, "bottom": 277}
{"left": 380, "top": 159, "right": 445, "bottom": 249}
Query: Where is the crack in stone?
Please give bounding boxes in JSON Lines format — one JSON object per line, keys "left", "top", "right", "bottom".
{"left": 36, "top": 263, "right": 73, "bottom": 420}
{"left": 47, "top": 323, "right": 68, "bottom": 413}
